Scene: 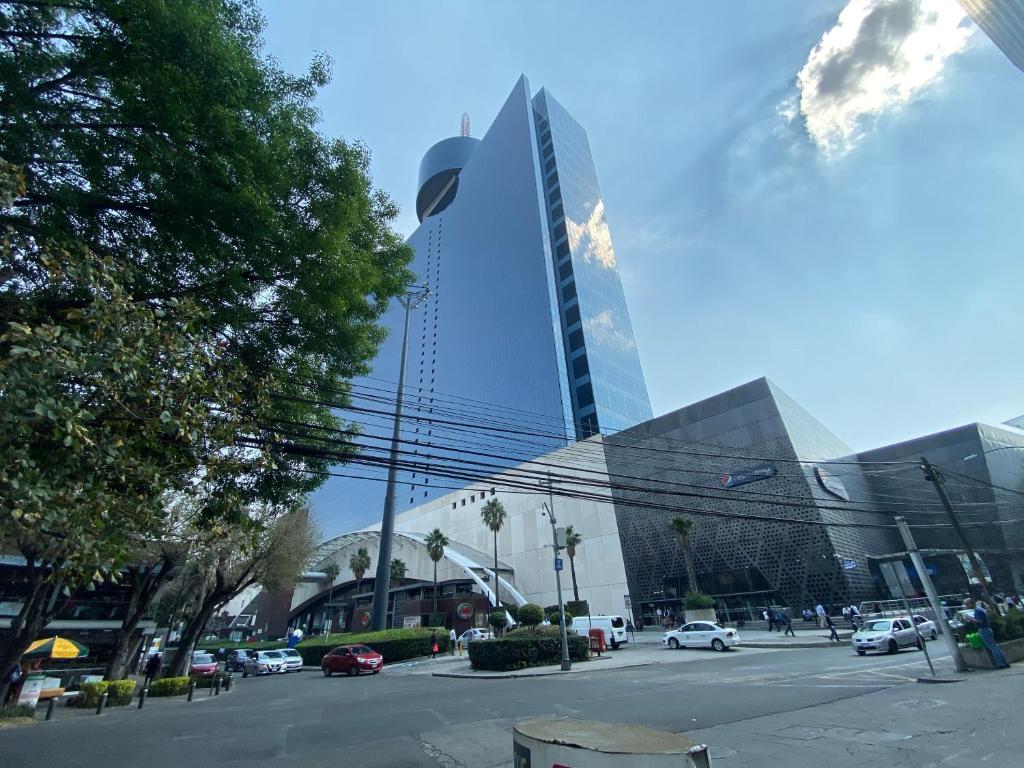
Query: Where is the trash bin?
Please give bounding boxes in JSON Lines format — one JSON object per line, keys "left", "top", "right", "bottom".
{"left": 513, "top": 718, "right": 711, "bottom": 768}
{"left": 588, "top": 628, "right": 606, "bottom": 654}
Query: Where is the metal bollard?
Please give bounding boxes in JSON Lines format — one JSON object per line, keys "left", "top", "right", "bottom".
{"left": 223, "top": 674, "right": 232, "bottom": 692}
{"left": 138, "top": 687, "right": 148, "bottom": 709}
{"left": 186, "top": 680, "right": 196, "bottom": 702}
{"left": 214, "top": 676, "right": 221, "bottom": 695}
{"left": 45, "top": 698, "right": 57, "bottom": 721}
{"left": 95, "top": 691, "right": 108, "bottom": 716}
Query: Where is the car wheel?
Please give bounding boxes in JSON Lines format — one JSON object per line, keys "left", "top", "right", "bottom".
{"left": 322, "top": 667, "right": 331, "bottom": 677}
{"left": 242, "top": 669, "right": 248, "bottom": 678}
{"left": 668, "top": 638, "right": 680, "bottom": 649}
{"left": 610, "top": 640, "right": 620, "bottom": 650}
{"left": 347, "top": 665, "right": 357, "bottom": 676}
{"left": 916, "top": 637, "right": 924, "bottom": 651}
{"left": 856, "top": 650, "right": 866, "bottom": 656}
{"left": 887, "top": 639, "right": 898, "bottom": 654}
{"left": 930, "top": 630, "right": 937, "bottom": 640}
{"left": 373, "top": 669, "right": 380, "bottom": 674}
{"left": 712, "top": 638, "right": 726, "bottom": 652}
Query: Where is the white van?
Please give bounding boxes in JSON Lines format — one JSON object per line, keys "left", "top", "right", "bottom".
{"left": 570, "top": 615, "right": 628, "bottom": 649}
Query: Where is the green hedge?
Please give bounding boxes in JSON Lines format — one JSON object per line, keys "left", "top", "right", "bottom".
{"left": 78, "top": 679, "right": 137, "bottom": 707}
{"left": 295, "top": 628, "right": 450, "bottom": 666}
{"left": 148, "top": 676, "right": 191, "bottom": 697}
{"left": 469, "top": 632, "right": 589, "bottom": 671}
{"left": 993, "top": 608, "right": 1024, "bottom": 642}
{"left": 684, "top": 592, "right": 715, "bottom": 610}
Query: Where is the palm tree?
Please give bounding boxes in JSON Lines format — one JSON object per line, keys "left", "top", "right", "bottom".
{"left": 480, "top": 498, "right": 508, "bottom": 608}
{"left": 564, "top": 525, "right": 583, "bottom": 602}
{"left": 390, "top": 558, "right": 407, "bottom": 581}
{"left": 349, "top": 547, "right": 371, "bottom": 602}
{"left": 425, "top": 528, "right": 450, "bottom": 613}
{"left": 322, "top": 562, "right": 340, "bottom": 634}
{"left": 670, "top": 515, "right": 701, "bottom": 595}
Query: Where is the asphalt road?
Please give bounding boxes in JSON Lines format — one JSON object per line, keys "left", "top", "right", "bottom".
{"left": 0, "top": 643, "right": 954, "bottom": 768}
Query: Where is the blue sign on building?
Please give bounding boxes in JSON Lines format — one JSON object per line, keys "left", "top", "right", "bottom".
{"left": 554, "top": 558, "right": 563, "bottom": 572}
{"left": 841, "top": 559, "right": 858, "bottom": 571}
{"left": 721, "top": 464, "right": 778, "bottom": 488}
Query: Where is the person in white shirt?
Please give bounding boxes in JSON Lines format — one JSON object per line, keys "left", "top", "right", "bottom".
{"left": 815, "top": 603, "right": 826, "bottom": 628}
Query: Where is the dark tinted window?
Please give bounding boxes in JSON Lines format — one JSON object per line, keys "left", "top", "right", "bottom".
{"left": 565, "top": 304, "right": 581, "bottom": 327}
{"left": 576, "top": 382, "right": 594, "bottom": 407}
{"left": 611, "top": 617, "right": 625, "bottom": 628}
{"left": 545, "top": 157, "right": 556, "bottom": 173}
{"left": 562, "top": 281, "right": 576, "bottom": 302}
{"left": 548, "top": 185, "right": 561, "bottom": 204}
{"left": 540, "top": 129, "right": 551, "bottom": 145}
{"left": 550, "top": 202, "right": 564, "bottom": 222}
{"left": 568, "top": 329, "right": 584, "bottom": 351}
{"left": 553, "top": 221, "right": 567, "bottom": 241}
{"left": 559, "top": 261, "right": 573, "bottom": 281}
{"left": 572, "top": 354, "right": 589, "bottom": 378}
{"left": 556, "top": 240, "right": 570, "bottom": 260}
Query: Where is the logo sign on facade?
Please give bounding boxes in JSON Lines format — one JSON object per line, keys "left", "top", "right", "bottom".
{"left": 456, "top": 602, "right": 474, "bottom": 620}
{"left": 358, "top": 610, "right": 371, "bottom": 628}
{"left": 841, "top": 559, "right": 858, "bottom": 571}
{"left": 722, "top": 464, "right": 777, "bottom": 488}
{"left": 814, "top": 466, "right": 850, "bottom": 501}
{"left": 554, "top": 558, "right": 563, "bottom": 572}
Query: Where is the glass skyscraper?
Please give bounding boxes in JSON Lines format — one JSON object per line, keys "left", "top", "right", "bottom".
{"left": 314, "top": 76, "right": 651, "bottom": 534}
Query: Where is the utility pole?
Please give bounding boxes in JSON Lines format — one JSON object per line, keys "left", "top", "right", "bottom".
{"left": 919, "top": 456, "right": 996, "bottom": 608}
{"left": 895, "top": 516, "right": 966, "bottom": 672}
{"left": 371, "top": 286, "right": 429, "bottom": 632}
{"left": 543, "top": 476, "right": 571, "bottom": 671}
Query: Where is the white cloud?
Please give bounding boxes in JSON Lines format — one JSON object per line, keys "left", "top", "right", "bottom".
{"left": 796, "top": 0, "right": 973, "bottom": 157}
{"left": 566, "top": 199, "right": 617, "bottom": 269}
{"left": 583, "top": 309, "right": 636, "bottom": 352}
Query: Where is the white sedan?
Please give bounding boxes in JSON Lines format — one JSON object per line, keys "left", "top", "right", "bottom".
{"left": 663, "top": 622, "right": 740, "bottom": 651}
{"left": 458, "top": 628, "right": 493, "bottom": 646}
{"left": 911, "top": 615, "right": 938, "bottom": 640}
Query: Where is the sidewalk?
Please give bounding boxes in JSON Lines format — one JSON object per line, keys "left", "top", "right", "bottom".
{"left": 630, "top": 628, "right": 853, "bottom": 648}
{"left": 684, "top": 665, "right": 1024, "bottom": 767}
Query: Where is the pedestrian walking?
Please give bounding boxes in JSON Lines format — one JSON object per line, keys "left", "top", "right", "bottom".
{"left": 143, "top": 652, "right": 161, "bottom": 686}
{"left": 430, "top": 630, "right": 438, "bottom": 659}
{"left": 964, "top": 598, "right": 1010, "bottom": 669}
{"left": 815, "top": 602, "right": 826, "bottom": 628}
{"left": 823, "top": 614, "right": 839, "bottom": 642}
{"left": 767, "top": 608, "right": 777, "bottom": 632}
{"left": 842, "top": 605, "right": 850, "bottom": 624}
{"left": 782, "top": 612, "right": 796, "bottom": 637}
{"left": 448, "top": 628, "right": 457, "bottom": 656}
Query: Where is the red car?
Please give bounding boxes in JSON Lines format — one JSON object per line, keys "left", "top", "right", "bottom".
{"left": 189, "top": 651, "right": 219, "bottom": 677}
{"left": 321, "top": 644, "right": 383, "bottom": 677}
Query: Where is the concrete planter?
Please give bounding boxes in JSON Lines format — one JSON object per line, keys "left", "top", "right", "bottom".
{"left": 683, "top": 608, "right": 717, "bottom": 624}
{"left": 960, "top": 637, "right": 1024, "bottom": 669}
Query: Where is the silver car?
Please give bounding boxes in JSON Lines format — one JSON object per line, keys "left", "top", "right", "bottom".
{"left": 242, "top": 650, "right": 286, "bottom": 676}
{"left": 276, "top": 647, "right": 303, "bottom": 672}
{"left": 853, "top": 617, "right": 922, "bottom": 655}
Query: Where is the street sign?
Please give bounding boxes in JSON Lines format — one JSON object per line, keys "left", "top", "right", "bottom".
{"left": 555, "top": 527, "right": 566, "bottom": 548}
{"left": 554, "top": 558, "right": 563, "bottom": 571}
{"left": 841, "top": 558, "right": 858, "bottom": 570}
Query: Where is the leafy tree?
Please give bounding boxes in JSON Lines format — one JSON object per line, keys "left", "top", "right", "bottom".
{"left": 670, "top": 515, "right": 701, "bottom": 595}
{"left": 488, "top": 607, "right": 508, "bottom": 634}
{"left": 389, "top": 558, "right": 406, "bottom": 582}
{"left": 349, "top": 547, "right": 371, "bottom": 598}
{"left": 564, "top": 525, "right": 583, "bottom": 602}
{"left": 517, "top": 603, "right": 544, "bottom": 628}
{"left": 480, "top": 498, "right": 508, "bottom": 609}
{"left": 424, "top": 528, "right": 449, "bottom": 613}
{"left": 166, "top": 508, "right": 314, "bottom": 676}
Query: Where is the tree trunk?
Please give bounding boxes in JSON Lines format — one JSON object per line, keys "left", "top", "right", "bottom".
{"left": 682, "top": 534, "right": 700, "bottom": 594}
{"left": 104, "top": 557, "right": 177, "bottom": 680}
{"left": 168, "top": 597, "right": 218, "bottom": 677}
{"left": 432, "top": 560, "right": 438, "bottom": 614}
{"left": 0, "top": 569, "right": 56, "bottom": 706}
{"left": 569, "top": 555, "right": 580, "bottom": 602}
{"left": 493, "top": 529, "right": 500, "bottom": 608}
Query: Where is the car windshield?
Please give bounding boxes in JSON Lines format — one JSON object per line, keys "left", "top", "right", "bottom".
{"left": 262, "top": 651, "right": 282, "bottom": 659}
{"left": 611, "top": 617, "right": 625, "bottom": 628}
{"left": 349, "top": 645, "right": 373, "bottom": 655}
{"left": 192, "top": 653, "right": 214, "bottom": 664}
{"left": 864, "top": 620, "right": 891, "bottom": 631}
{"left": 281, "top": 649, "right": 299, "bottom": 656}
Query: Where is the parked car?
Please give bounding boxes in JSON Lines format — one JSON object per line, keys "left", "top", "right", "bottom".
{"left": 853, "top": 618, "right": 922, "bottom": 655}
{"left": 277, "top": 648, "right": 303, "bottom": 672}
{"left": 662, "top": 622, "right": 739, "bottom": 651}
{"left": 189, "top": 652, "right": 219, "bottom": 678}
{"left": 243, "top": 650, "right": 287, "bottom": 677}
{"left": 226, "top": 649, "right": 252, "bottom": 673}
{"left": 321, "top": 645, "right": 383, "bottom": 676}
{"left": 570, "top": 616, "right": 629, "bottom": 649}
{"left": 457, "top": 628, "right": 493, "bottom": 647}
{"left": 911, "top": 615, "right": 938, "bottom": 640}
{"left": 946, "top": 609, "right": 980, "bottom": 641}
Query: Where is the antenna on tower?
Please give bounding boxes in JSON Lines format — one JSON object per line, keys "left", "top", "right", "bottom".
{"left": 460, "top": 112, "right": 471, "bottom": 138}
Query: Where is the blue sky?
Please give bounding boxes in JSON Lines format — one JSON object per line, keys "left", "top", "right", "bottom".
{"left": 260, "top": 0, "right": 1023, "bottom": 452}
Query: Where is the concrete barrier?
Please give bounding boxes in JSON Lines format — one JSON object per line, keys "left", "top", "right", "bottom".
{"left": 513, "top": 718, "right": 711, "bottom": 768}
{"left": 960, "top": 637, "right": 1024, "bottom": 669}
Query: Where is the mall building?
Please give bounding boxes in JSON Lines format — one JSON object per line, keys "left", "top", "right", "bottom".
{"left": 290, "top": 377, "right": 1024, "bottom": 631}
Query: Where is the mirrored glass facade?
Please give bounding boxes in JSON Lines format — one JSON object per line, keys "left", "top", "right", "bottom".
{"left": 312, "top": 76, "right": 650, "bottom": 535}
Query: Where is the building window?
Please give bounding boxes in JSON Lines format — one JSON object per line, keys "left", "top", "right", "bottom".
{"left": 542, "top": 144, "right": 554, "bottom": 161}
{"left": 563, "top": 281, "right": 576, "bottom": 302}
{"left": 540, "top": 129, "right": 551, "bottom": 145}
{"left": 573, "top": 353, "right": 589, "bottom": 378}
{"left": 471, "top": 495, "right": 475, "bottom": 502}
{"left": 556, "top": 240, "right": 570, "bottom": 260}
{"left": 549, "top": 185, "right": 561, "bottom": 204}
{"left": 576, "top": 382, "right": 594, "bottom": 407}
{"left": 553, "top": 221, "right": 566, "bottom": 241}
{"left": 548, "top": 171, "right": 559, "bottom": 187}
{"left": 581, "top": 413, "right": 600, "bottom": 436}
{"left": 565, "top": 304, "right": 581, "bottom": 327}
{"left": 559, "top": 261, "right": 573, "bottom": 281}
{"left": 550, "top": 202, "right": 564, "bottom": 222}
{"left": 461, "top": 499, "right": 466, "bottom": 507}
{"left": 545, "top": 157, "right": 556, "bottom": 173}
{"left": 568, "top": 328, "right": 584, "bottom": 351}
{"left": 452, "top": 502, "right": 457, "bottom": 510}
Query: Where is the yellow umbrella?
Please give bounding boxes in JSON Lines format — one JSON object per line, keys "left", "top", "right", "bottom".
{"left": 23, "top": 636, "right": 90, "bottom": 660}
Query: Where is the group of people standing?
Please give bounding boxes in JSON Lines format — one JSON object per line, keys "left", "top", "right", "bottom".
{"left": 762, "top": 607, "right": 796, "bottom": 637}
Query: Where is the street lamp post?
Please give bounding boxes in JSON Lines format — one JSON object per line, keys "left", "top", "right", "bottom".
{"left": 370, "top": 286, "right": 429, "bottom": 632}
{"left": 542, "top": 481, "right": 571, "bottom": 671}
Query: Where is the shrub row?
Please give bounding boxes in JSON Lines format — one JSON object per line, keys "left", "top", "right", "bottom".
{"left": 195, "top": 640, "right": 279, "bottom": 655}
{"left": 148, "top": 676, "right": 191, "bottom": 697}
{"left": 193, "top": 671, "right": 230, "bottom": 689}
{"left": 295, "top": 628, "right": 450, "bottom": 666}
{"left": 469, "top": 632, "right": 588, "bottom": 671}
{"left": 78, "top": 679, "right": 137, "bottom": 707}
{"left": 992, "top": 608, "right": 1024, "bottom": 643}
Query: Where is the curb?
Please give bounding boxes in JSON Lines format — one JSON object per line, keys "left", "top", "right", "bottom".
{"left": 432, "top": 659, "right": 654, "bottom": 679}
{"left": 916, "top": 675, "right": 966, "bottom": 684}
{"left": 741, "top": 641, "right": 851, "bottom": 649}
